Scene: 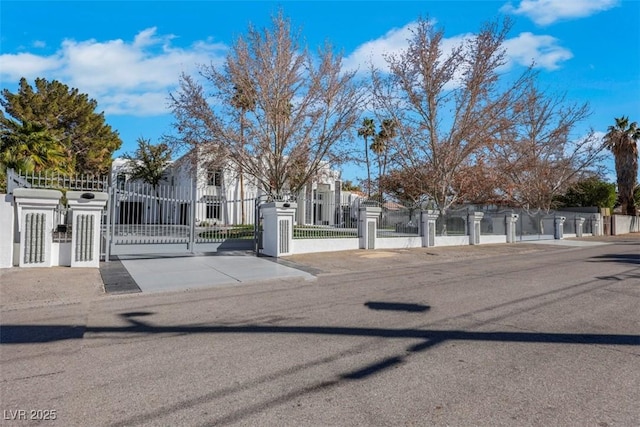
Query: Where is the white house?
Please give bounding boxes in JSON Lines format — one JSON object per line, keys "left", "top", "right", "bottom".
{"left": 110, "top": 152, "right": 358, "bottom": 227}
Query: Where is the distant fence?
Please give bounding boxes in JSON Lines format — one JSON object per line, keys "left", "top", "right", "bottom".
{"left": 288, "top": 197, "right": 422, "bottom": 240}
{"left": 6, "top": 168, "right": 109, "bottom": 193}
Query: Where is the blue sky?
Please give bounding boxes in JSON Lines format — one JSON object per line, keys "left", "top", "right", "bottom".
{"left": 1, "top": 0, "right": 639, "bottom": 183}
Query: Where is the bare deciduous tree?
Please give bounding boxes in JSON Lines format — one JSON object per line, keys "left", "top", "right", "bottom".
{"left": 167, "top": 13, "right": 362, "bottom": 198}
{"left": 371, "top": 17, "right": 532, "bottom": 213}
{"left": 489, "top": 83, "right": 605, "bottom": 212}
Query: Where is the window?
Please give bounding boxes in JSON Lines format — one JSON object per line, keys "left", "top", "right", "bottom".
{"left": 116, "top": 173, "right": 127, "bottom": 190}
{"left": 207, "top": 170, "right": 222, "bottom": 187}
{"left": 206, "top": 200, "right": 221, "bottom": 219}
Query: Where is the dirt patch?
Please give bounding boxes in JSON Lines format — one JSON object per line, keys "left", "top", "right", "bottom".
{"left": 359, "top": 251, "right": 398, "bottom": 259}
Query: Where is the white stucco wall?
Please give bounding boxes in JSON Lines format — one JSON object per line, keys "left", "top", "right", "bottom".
{"left": 291, "top": 238, "right": 359, "bottom": 255}
{"left": 435, "top": 236, "right": 470, "bottom": 246}
{"left": 612, "top": 215, "right": 640, "bottom": 235}
{"left": 375, "top": 237, "right": 423, "bottom": 249}
{"left": 0, "top": 194, "right": 15, "bottom": 268}
{"left": 479, "top": 235, "right": 507, "bottom": 244}
{"left": 51, "top": 242, "right": 72, "bottom": 267}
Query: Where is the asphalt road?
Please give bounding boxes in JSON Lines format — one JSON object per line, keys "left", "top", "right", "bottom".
{"left": 1, "top": 240, "right": 639, "bottom": 426}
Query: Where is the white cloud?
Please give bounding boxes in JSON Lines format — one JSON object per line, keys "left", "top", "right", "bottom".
{"left": 0, "top": 52, "right": 63, "bottom": 80}
{"left": 32, "top": 40, "right": 46, "bottom": 49}
{"left": 343, "top": 20, "right": 475, "bottom": 77}
{"left": 588, "top": 130, "right": 607, "bottom": 151}
{"left": 503, "top": 32, "right": 573, "bottom": 70}
{"left": 501, "top": 0, "right": 619, "bottom": 26}
{"left": 344, "top": 21, "right": 572, "bottom": 79}
{"left": 343, "top": 22, "right": 415, "bottom": 74}
{"left": 0, "top": 28, "right": 227, "bottom": 116}
{"left": 99, "top": 92, "right": 171, "bottom": 116}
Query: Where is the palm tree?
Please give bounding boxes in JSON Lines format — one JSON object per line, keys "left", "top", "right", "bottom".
{"left": 231, "top": 84, "right": 256, "bottom": 223}
{"left": 357, "top": 118, "right": 375, "bottom": 197}
{"left": 0, "top": 119, "right": 70, "bottom": 174}
{"left": 370, "top": 118, "right": 397, "bottom": 199}
{"left": 604, "top": 116, "right": 640, "bottom": 215}
{"left": 122, "top": 138, "right": 172, "bottom": 223}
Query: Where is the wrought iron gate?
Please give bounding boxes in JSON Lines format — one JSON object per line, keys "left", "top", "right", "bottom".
{"left": 106, "top": 180, "right": 258, "bottom": 258}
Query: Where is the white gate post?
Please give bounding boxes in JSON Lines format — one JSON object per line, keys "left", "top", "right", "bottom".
{"left": 67, "top": 191, "right": 109, "bottom": 267}
{"left": 575, "top": 216, "right": 585, "bottom": 238}
{"left": 13, "top": 188, "right": 62, "bottom": 267}
{"left": 468, "top": 212, "right": 484, "bottom": 245}
{"left": 297, "top": 186, "right": 307, "bottom": 225}
{"left": 0, "top": 194, "right": 15, "bottom": 268}
{"left": 591, "top": 214, "right": 601, "bottom": 236}
{"left": 421, "top": 210, "right": 439, "bottom": 247}
{"left": 261, "top": 201, "right": 297, "bottom": 257}
{"left": 359, "top": 206, "right": 381, "bottom": 250}
{"left": 505, "top": 213, "right": 519, "bottom": 243}
{"left": 554, "top": 216, "right": 566, "bottom": 239}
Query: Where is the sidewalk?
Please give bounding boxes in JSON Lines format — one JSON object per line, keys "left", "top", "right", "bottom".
{"left": 1, "top": 234, "right": 635, "bottom": 311}
{"left": 0, "top": 266, "right": 105, "bottom": 311}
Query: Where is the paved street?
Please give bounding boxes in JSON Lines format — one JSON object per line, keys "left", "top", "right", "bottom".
{"left": 1, "top": 237, "right": 639, "bottom": 426}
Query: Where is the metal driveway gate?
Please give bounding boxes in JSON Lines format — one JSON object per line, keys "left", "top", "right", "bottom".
{"left": 106, "top": 180, "right": 257, "bottom": 259}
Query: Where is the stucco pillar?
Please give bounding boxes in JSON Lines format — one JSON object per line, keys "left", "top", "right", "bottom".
{"left": 296, "top": 186, "right": 306, "bottom": 225}
{"left": 591, "top": 214, "right": 601, "bottom": 236}
{"left": 468, "top": 212, "right": 484, "bottom": 245}
{"left": 421, "top": 210, "right": 439, "bottom": 247}
{"left": 261, "top": 201, "right": 296, "bottom": 257}
{"left": 575, "top": 216, "right": 586, "bottom": 238}
{"left": 0, "top": 194, "right": 16, "bottom": 268}
{"left": 554, "top": 216, "right": 566, "bottom": 239}
{"left": 67, "top": 191, "right": 108, "bottom": 267}
{"left": 359, "top": 206, "right": 381, "bottom": 250}
{"left": 13, "top": 188, "right": 62, "bottom": 267}
{"left": 505, "top": 213, "right": 519, "bottom": 243}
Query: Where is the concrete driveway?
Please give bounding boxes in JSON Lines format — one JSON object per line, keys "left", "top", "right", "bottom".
{"left": 117, "top": 253, "right": 315, "bottom": 293}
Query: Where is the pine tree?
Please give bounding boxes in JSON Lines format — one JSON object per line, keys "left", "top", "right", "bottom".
{"left": 1, "top": 77, "right": 122, "bottom": 175}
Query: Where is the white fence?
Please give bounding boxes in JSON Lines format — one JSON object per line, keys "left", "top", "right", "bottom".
{"left": 4, "top": 169, "right": 639, "bottom": 268}
{"left": 612, "top": 215, "right": 640, "bottom": 234}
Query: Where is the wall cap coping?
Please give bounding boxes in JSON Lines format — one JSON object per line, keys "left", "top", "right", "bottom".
{"left": 13, "top": 188, "right": 62, "bottom": 200}
{"left": 359, "top": 206, "right": 382, "bottom": 213}
{"left": 261, "top": 201, "right": 297, "bottom": 210}
{"left": 66, "top": 191, "right": 109, "bottom": 202}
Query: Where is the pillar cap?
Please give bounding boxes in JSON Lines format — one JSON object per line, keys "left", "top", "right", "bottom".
{"left": 262, "top": 201, "right": 297, "bottom": 209}
{"left": 13, "top": 188, "right": 62, "bottom": 200}
{"left": 359, "top": 206, "right": 382, "bottom": 213}
{"left": 67, "top": 191, "right": 108, "bottom": 208}
{"left": 66, "top": 191, "right": 109, "bottom": 202}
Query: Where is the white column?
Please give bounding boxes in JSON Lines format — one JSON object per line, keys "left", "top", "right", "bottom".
{"left": 591, "top": 214, "right": 602, "bottom": 236}
{"left": 13, "top": 188, "right": 62, "bottom": 267}
{"left": 261, "top": 201, "right": 297, "bottom": 257}
{"left": 575, "top": 216, "right": 585, "bottom": 238}
{"left": 0, "top": 194, "right": 15, "bottom": 268}
{"left": 297, "top": 186, "right": 306, "bottom": 225}
{"left": 554, "top": 216, "right": 566, "bottom": 240}
{"left": 421, "top": 211, "right": 439, "bottom": 247}
{"left": 505, "top": 213, "right": 519, "bottom": 243}
{"left": 359, "top": 206, "right": 381, "bottom": 250}
{"left": 66, "top": 191, "right": 109, "bottom": 267}
{"left": 468, "top": 212, "right": 484, "bottom": 245}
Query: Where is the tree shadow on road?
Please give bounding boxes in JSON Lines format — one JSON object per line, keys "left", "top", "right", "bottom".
{"left": 589, "top": 253, "right": 640, "bottom": 265}
{"left": 3, "top": 310, "right": 639, "bottom": 426}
